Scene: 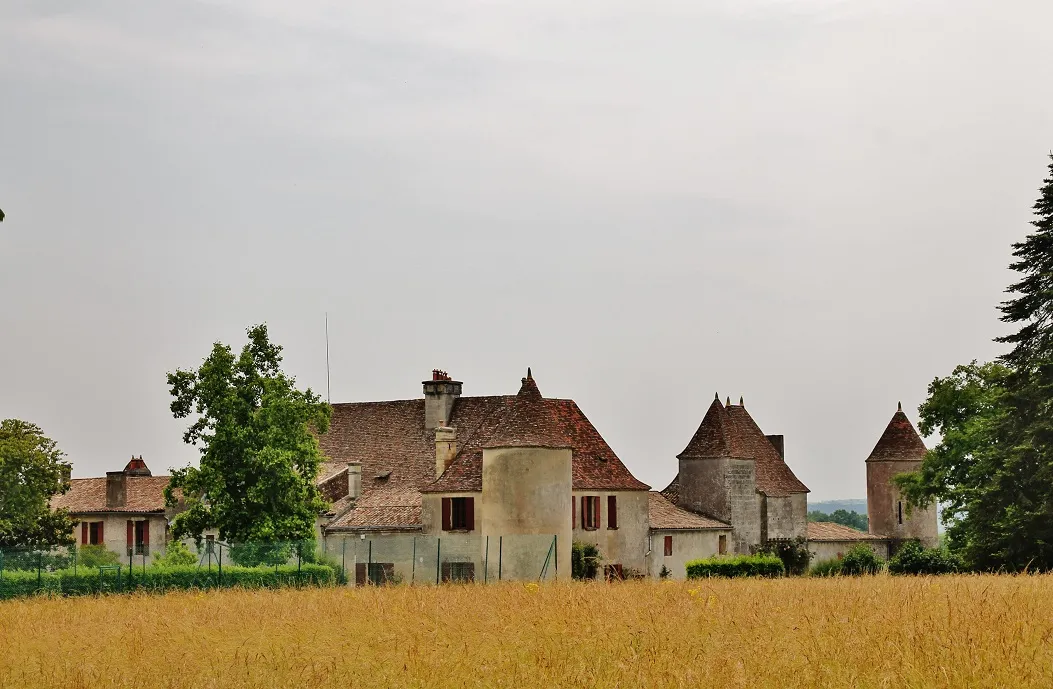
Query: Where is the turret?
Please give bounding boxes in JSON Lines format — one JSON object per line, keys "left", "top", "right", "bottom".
{"left": 865, "top": 402, "right": 938, "bottom": 548}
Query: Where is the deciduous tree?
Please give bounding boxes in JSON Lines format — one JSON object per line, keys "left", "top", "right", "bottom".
{"left": 0, "top": 419, "right": 76, "bottom": 549}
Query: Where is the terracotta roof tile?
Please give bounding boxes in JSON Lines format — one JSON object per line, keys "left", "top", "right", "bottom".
{"left": 676, "top": 397, "right": 747, "bottom": 459}
{"left": 648, "top": 492, "right": 730, "bottom": 530}
{"left": 326, "top": 486, "right": 422, "bottom": 531}
{"left": 807, "top": 521, "right": 885, "bottom": 541}
{"left": 482, "top": 373, "right": 572, "bottom": 450}
{"left": 725, "top": 405, "right": 809, "bottom": 496}
{"left": 51, "top": 476, "right": 172, "bottom": 514}
{"left": 867, "top": 406, "right": 928, "bottom": 461}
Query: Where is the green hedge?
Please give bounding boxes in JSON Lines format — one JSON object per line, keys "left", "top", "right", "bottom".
{"left": 686, "top": 554, "right": 784, "bottom": 579}
{"left": 0, "top": 563, "right": 339, "bottom": 600}
{"left": 888, "top": 540, "right": 962, "bottom": 575}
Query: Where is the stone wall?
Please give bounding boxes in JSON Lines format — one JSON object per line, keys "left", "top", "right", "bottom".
{"left": 809, "top": 538, "right": 889, "bottom": 565}
{"left": 764, "top": 493, "right": 808, "bottom": 541}
{"left": 867, "top": 460, "right": 938, "bottom": 547}
{"left": 648, "top": 529, "right": 731, "bottom": 580}
{"left": 571, "top": 491, "right": 649, "bottom": 574}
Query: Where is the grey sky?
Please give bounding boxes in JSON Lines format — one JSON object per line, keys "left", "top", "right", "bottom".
{"left": 1, "top": 0, "right": 1050, "bottom": 499}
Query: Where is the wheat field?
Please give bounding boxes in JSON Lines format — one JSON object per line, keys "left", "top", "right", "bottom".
{"left": 1, "top": 575, "right": 1051, "bottom": 688}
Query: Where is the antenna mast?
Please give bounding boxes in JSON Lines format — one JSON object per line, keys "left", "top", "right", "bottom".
{"left": 325, "top": 312, "right": 331, "bottom": 404}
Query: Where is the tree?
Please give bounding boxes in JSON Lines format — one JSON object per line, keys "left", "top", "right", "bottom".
{"left": 898, "top": 154, "right": 1053, "bottom": 571}
{"left": 0, "top": 419, "right": 77, "bottom": 549}
{"left": 807, "top": 509, "right": 868, "bottom": 532}
{"left": 164, "top": 324, "right": 332, "bottom": 547}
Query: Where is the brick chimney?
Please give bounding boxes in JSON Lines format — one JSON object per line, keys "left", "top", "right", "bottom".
{"left": 435, "top": 425, "right": 458, "bottom": 478}
{"left": 423, "top": 369, "right": 462, "bottom": 430}
{"left": 106, "top": 471, "right": 127, "bottom": 509}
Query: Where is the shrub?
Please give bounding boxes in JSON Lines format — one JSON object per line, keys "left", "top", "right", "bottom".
{"left": 888, "top": 540, "right": 963, "bottom": 575}
{"left": 686, "top": 554, "right": 784, "bottom": 579}
{"left": 77, "top": 545, "right": 121, "bottom": 568}
{"left": 571, "top": 541, "right": 602, "bottom": 580}
{"left": 153, "top": 541, "right": 199, "bottom": 568}
{"left": 810, "top": 557, "right": 843, "bottom": 577}
{"left": 753, "top": 538, "right": 813, "bottom": 576}
{"left": 0, "top": 563, "right": 339, "bottom": 600}
{"left": 659, "top": 565, "right": 672, "bottom": 579}
{"left": 839, "top": 544, "right": 883, "bottom": 575}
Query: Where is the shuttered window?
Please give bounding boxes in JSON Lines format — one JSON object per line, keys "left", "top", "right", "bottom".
{"left": 442, "top": 497, "right": 475, "bottom": 531}
{"left": 81, "top": 522, "right": 88, "bottom": 545}
{"left": 87, "top": 522, "right": 103, "bottom": 545}
{"left": 718, "top": 534, "right": 727, "bottom": 555}
{"left": 664, "top": 535, "right": 673, "bottom": 557}
{"left": 607, "top": 496, "right": 618, "bottom": 530}
{"left": 582, "top": 496, "right": 599, "bottom": 530}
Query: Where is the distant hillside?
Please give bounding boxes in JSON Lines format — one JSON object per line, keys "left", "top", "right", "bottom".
{"left": 810, "top": 499, "right": 866, "bottom": 515}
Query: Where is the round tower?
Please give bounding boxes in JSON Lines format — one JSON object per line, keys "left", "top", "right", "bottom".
{"left": 865, "top": 403, "right": 938, "bottom": 548}
{"left": 481, "top": 370, "right": 572, "bottom": 580}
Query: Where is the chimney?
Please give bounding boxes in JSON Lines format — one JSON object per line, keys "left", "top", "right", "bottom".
{"left": 347, "top": 462, "right": 362, "bottom": 499}
{"left": 123, "top": 455, "right": 152, "bottom": 476}
{"left": 106, "top": 471, "right": 127, "bottom": 509}
{"left": 766, "top": 434, "right": 785, "bottom": 460}
{"left": 423, "top": 369, "right": 462, "bottom": 430}
{"left": 435, "top": 425, "right": 458, "bottom": 478}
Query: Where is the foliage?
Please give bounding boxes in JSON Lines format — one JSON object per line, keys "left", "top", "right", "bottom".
{"left": 807, "top": 509, "right": 868, "bottom": 532}
{"left": 658, "top": 565, "right": 671, "bottom": 579}
{"left": 77, "top": 545, "right": 121, "bottom": 568}
{"left": 0, "top": 420, "right": 77, "bottom": 549}
{"left": 897, "top": 157, "right": 1053, "bottom": 572}
{"left": 685, "top": 554, "right": 784, "bottom": 578}
{"left": 838, "top": 544, "right": 883, "bottom": 575}
{"left": 888, "top": 540, "right": 963, "bottom": 575}
{"left": 227, "top": 540, "right": 319, "bottom": 567}
{"left": 753, "top": 537, "right": 813, "bottom": 575}
{"left": 571, "top": 541, "right": 602, "bottom": 580}
{"left": 0, "top": 546, "right": 75, "bottom": 572}
{"left": 809, "top": 557, "right": 843, "bottom": 577}
{"left": 165, "top": 324, "right": 332, "bottom": 545}
{"left": 152, "top": 541, "right": 199, "bottom": 568}
{"left": 0, "top": 562, "right": 338, "bottom": 600}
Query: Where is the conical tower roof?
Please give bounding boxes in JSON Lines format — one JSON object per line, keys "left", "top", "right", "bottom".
{"left": 867, "top": 403, "right": 927, "bottom": 461}
{"left": 483, "top": 369, "right": 571, "bottom": 449}
{"left": 676, "top": 395, "right": 746, "bottom": 459}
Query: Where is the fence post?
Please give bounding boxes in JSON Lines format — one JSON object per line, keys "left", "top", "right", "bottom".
{"left": 218, "top": 544, "right": 223, "bottom": 587}
{"left": 411, "top": 537, "right": 417, "bottom": 585}
{"left": 297, "top": 542, "right": 302, "bottom": 586}
{"left": 484, "top": 536, "right": 489, "bottom": 584}
{"left": 341, "top": 539, "right": 347, "bottom": 584}
{"left": 436, "top": 539, "right": 442, "bottom": 585}
{"left": 37, "top": 551, "right": 42, "bottom": 593}
{"left": 554, "top": 534, "right": 558, "bottom": 580}
{"left": 128, "top": 549, "right": 133, "bottom": 589}
{"left": 498, "top": 536, "right": 503, "bottom": 581}
{"left": 367, "top": 540, "right": 372, "bottom": 586}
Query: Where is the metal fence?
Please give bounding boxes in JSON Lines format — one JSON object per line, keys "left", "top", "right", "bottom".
{"left": 322, "top": 534, "right": 559, "bottom": 585}
{"left": 0, "top": 534, "right": 559, "bottom": 598}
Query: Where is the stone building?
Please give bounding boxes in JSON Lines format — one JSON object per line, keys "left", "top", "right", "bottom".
{"left": 865, "top": 403, "right": 939, "bottom": 548}
{"left": 659, "top": 395, "right": 810, "bottom": 555}
{"left": 51, "top": 457, "right": 172, "bottom": 562}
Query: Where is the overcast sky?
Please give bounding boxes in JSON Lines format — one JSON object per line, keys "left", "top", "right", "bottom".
{"left": 2, "top": 0, "right": 1051, "bottom": 500}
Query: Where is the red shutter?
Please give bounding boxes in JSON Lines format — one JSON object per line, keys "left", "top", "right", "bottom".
{"left": 572, "top": 496, "right": 576, "bottom": 529}
{"left": 608, "top": 496, "right": 618, "bottom": 530}
{"left": 593, "top": 496, "right": 600, "bottom": 529}
{"left": 97, "top": 521, "right": 103, "bottom": 544}
{"left": 81, "top": 522, "right": 88, "bottom": 544}
{"left": 142, "top": 520, "right": 150, "bottom": 547}
{"left": 127, "top": 520, "right": 133, "bottom": 553}
{"left": 441, "top": 498, "right": 451, "bottom": 531}
{"left": 581, "top": 497, "right": 587, "bottom": 528}
{"left": 664, "top": 535, "right": 673, "bottom": 557}
{"left": 465, "top": 498, "right": 475, "bottom": 532}
{"left": 355, "top": 563, "right": 366, "bottom": 585}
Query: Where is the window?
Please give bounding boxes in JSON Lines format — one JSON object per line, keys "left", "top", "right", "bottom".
{"left": 607, "top": 496, "right": 618, "bottom": 530}
{"left": 134, "top": 520, "right": 150, "bottom": 556}
{"left": 718, "top": 534, "right": 727, "bottom": 555}
{"left": 81, "top": 521, "right": 105, "bottom": 545}
{"left": 582, "top": 496, "right": 600, "bottom": 530}
{"left": 441, "top": 562, "right": 475, "bottom": 583}
{"left": 897, "top": 501, "right": 903, "bottom": 525}
{"left": 356, "top": 563, "right": 395, "bottom": 585}
{"left": 441, "top": 497, "right": 475, "bottom": 531}
{"left": 664, "top": 535, "right": 673, "bottom": 557}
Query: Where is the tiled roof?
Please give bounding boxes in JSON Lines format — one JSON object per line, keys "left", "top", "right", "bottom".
{"left": 664, "top": 399, "right": 809, "bottom": 499}
{"left": 807, "top": 521, "right": 886, "bottom": 542}
{"left": 648, "top": 492, "right": 730, "bottom": 530}
{"left": 677, "top": 397, "right": 747, "bottom": 459}
{"left": 51, "top": 476, "right": 172, "bottom": 514}
{"left": 867, "top": 406, "right": 928, "bottom": 461}
{"left": 482, "top": 373, "right": 572, "bottom": 450}
{"left": 325, "top": 486, "right": 422, "bottom": 531}
{"left": 725, "top": 405, "right": 809, "bottom": 496}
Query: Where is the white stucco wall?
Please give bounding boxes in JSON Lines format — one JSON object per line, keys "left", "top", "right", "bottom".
{"left": 647, "top": 529, "right": 730, "bottom": 580}
{"left": 572, "top": 491, "right": 649, "bottom": 575}
{"left": 71, "top": 513, "right": 169, "bottom": 564}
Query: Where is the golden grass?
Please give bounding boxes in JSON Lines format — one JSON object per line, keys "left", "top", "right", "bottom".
{"left": 2, "top": 575, "right": 1052, "bottom": 688}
